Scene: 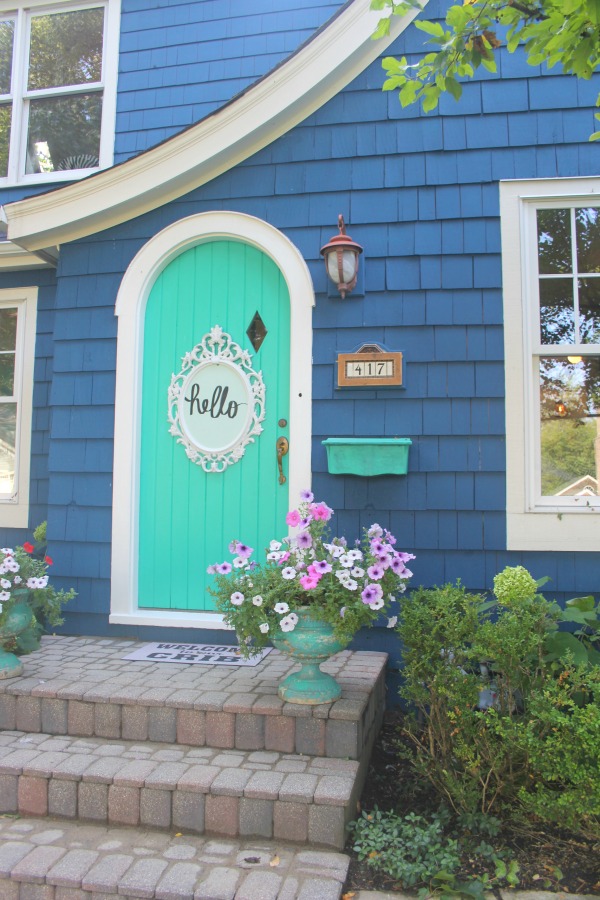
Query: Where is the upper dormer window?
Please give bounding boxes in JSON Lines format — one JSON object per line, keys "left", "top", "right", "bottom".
{"left": 0, "top": 0, "right": 119, "bottom": 185}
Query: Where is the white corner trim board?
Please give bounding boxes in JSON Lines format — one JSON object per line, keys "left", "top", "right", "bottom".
{"left": 2, "top": 0, "right": 423, "bottom": 252}
{"left": 110, "top": 210, "right": 314, "bottom": 625}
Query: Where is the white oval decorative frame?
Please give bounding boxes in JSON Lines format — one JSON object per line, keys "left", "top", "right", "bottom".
{"left": 168, "top": 325, "right": 266, "bottom": 472}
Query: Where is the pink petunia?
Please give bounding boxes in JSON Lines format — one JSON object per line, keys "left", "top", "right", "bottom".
{"left": 310, "top": 503, "right": 333, "bottom": 521}
{"left": 300, "top": 575, "right": 319, "bottom": 590}
{"left": 286, "top": 509, "right": 301, "bottom": 527}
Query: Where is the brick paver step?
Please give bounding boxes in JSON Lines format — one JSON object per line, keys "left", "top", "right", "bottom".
{"left": 0, "top": 731, "right": 362, "bottom": 849}
{"left": 0, "top": 814, "right": 350, "bottom": 899}
{"left": 0, "top": 636, "right": 387, "bottom": 760}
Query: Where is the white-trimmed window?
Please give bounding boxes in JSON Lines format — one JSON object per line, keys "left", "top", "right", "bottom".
{"left": 0, "top": 287, "right": 37, "bottom": 528}
{"left": 0, "top": 0, "right": 119, "bottom": 185}
{"left": 501, "top": 177, "right": 600, "bottom": 551}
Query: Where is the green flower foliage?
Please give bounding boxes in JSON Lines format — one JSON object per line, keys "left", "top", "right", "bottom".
{"left": 372, "top": 0, "right": 600, "bottom": 138}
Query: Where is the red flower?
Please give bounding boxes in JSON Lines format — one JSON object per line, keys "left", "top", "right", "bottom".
{"left": 23, "top": 542, "right": 34, "bottom": 554}
{"left": 44, "top": 555, "right": 53, "bottom": 566}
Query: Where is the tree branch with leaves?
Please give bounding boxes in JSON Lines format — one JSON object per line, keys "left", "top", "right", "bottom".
{"left": 372, "top": 0, "right": 600, "bottom": 137}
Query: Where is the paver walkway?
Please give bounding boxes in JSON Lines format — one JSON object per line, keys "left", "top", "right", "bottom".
{"left": 0, "top": 814, "right": 349, "bottom": 899}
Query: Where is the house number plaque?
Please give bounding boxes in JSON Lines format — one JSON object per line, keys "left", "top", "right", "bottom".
{"left": 337, "top": 344, "right": 403, "bottom": 388}
{"left": 168, "top": 325, "right": 265, "bottom": 472}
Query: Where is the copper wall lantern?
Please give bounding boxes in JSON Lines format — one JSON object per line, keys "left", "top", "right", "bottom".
{"left": 320, "top": 215, "right": 363, "bottom": 298}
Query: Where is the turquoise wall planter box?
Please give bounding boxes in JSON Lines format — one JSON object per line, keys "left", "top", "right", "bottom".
{"left": 322, "top": 438, "right": 412, "bottom": 477}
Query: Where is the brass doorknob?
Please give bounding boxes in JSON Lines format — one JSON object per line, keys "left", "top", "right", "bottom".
{"left": 276, "top": 436, "right": 289, "bottom": 485}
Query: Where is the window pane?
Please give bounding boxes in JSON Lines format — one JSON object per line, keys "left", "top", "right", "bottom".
{"left": 25, "top": 93, "right": 102, "bottom": 174}
{"left": 579, "top": 278, "right": 600, "bottom": 344}
{"left": 539, "top": 356, "right": 600, "bottom": 496}
{"left": 0, "top": 308, "right": 17, "bottom": 352}
{"left": 537, "top": 209, "right": 571, "bottom": 274}
{"left": 0, "top": 103, "right": 11, "bottom": 178}
{"left": 0, "top": 355, "right": 15, "bottom": 396}
{"left": 576, "top": 207, "right": 600, "bottom": 273}
{"left": 539, "top": 278, "right": 575, "bottom": 344}
{"left": 0, "top": 19, "right": 15, "bottom": 94}
{"left": 28, "top": 7, "right": 104, "bottom": 91}
{"left": 0, "top": 402, "right": 16, "bottom": 496}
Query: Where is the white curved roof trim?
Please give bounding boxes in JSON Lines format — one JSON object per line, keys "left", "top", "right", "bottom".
{"left": 4, "top": 0, "right": 422, "bottom": 252}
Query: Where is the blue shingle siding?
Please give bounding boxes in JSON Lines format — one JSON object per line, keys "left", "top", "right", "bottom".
{"left": 114, "top": 0, "right": 346, "bottom": 162}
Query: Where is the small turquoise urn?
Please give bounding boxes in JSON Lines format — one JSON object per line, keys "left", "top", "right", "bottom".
{"left": 272, "top": 609, "right": 346, "bottom": 704}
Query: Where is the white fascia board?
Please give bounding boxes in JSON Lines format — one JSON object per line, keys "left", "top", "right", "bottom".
{"left": 4, "top": 0, "right": 423, "bottom": 252}
{"left": 0, "top": 239, "right": 57, "bottom": 270}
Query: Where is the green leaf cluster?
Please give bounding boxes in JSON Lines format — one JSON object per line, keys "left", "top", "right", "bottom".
{"left": 395, "top": 568, "right": 600, "bottom": 836}
{"left": 372, "top": 0, "right": 600, "bottom": 136}
{"left": 348, "top": 805, "right": 520, "bottom": 896}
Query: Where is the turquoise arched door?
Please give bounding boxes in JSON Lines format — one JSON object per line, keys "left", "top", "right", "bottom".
{"left": 137, "top": 240, "right": 290, "bottom": 610}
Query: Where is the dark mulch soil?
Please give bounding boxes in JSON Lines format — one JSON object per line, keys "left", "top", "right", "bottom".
{"left": 343, "top": 710, "right": 600, "bottom": 897}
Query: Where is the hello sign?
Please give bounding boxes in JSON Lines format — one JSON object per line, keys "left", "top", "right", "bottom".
{"left": 168, "top": 325, "right": 265, "bottom": 472}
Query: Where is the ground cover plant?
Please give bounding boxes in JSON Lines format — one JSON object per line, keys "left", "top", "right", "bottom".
{"left": 344, "top": 566, "right": 600, "bottom": 897}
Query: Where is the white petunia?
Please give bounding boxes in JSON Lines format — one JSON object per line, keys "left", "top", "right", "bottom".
{"left": 279, "top": 615, "right": 296, "bottom": 632}
{"left": 338, "top": 554, "right": 353, "bottom": 567}
{"left": 233, "top": 557, "right": 247, "bottom": 568}
{"left": 348, "top": 549, "right": 363, "bottom": 561}
{"left": 343, "top": 579, "right": 358, "bottom": 591}
{"left": 230, "top": 592, "right": 245, "bottom": 606}
{"left": 252, "top": 595, "right": 264, "bottom": 606}
{"left": 1, "top": 548, "right": 13, "bottom": 555}
{"left": 370, "top": 597, "right": 385, "bottom": 610}
{"left": 351, "top": 567, "right": 364, "bottom": 578}
{"left": 259, "top": 622, "right": 270, "bottom": 634}
{"left": 1, "top": 579, "right": 10, "bottom": 589}
{"left": 13, "top": 576, "right": 21, "bottom": 584}
{"left": 281, "top": 567, "right": 297, "bottom": 580}
{"left": 5, "top": 558, "right": 19, "bottom": 573}
{"left": 0, "top": 591, "right": 9, "bottom": 602}
{"left": 267, "top": 551, "right": 284, "bottom": 561}
{"left": 269, "top": 541, "right": 282, "bottom": 551}
{"left": 274, "top": 602, "right": 289, "bottom": 614}
{"left": 0, "top": 564, "right": 6, "bottom": 575}
{"left": 287, "top": 612, "right": 299, "bottom": 625}
{"left": 387, "top": 616, "right": 398, "bottom": 628}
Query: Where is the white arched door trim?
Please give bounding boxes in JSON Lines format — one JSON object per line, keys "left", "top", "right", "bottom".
{"left": 109, "top": 211, "right": 314, "bottom": 628}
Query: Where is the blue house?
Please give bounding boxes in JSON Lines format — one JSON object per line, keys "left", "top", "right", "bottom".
{"left": 0, "top": 0, "right": 598, "bottom": 653}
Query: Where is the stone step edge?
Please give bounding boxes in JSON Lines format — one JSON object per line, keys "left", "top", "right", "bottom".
{"left": 0, "top": 814, "right": 350, "bottom": 900}
{"left": 0, "top": 731, "right": 364, "bottom": 849}
{"left": 0, "top": 673, "right": 385, "bottom": 759}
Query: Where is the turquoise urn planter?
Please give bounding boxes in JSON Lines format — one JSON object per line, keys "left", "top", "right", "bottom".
{"left": 272, "top": 609, "right": 346, "bottom": 704}
{"left": 0, "top": 600, "right": 33, "bottom": 680}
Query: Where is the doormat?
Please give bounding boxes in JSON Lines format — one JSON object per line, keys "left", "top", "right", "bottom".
{"left": 122, "top": 642, "right": 272, "bottom": 667}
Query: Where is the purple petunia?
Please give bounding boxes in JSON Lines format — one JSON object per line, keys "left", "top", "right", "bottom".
{"left": 361, "top": 583, "right": 383, "bottom": 605}
{"left": 294, "top": 531, "right": 313, "bottom": 549}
